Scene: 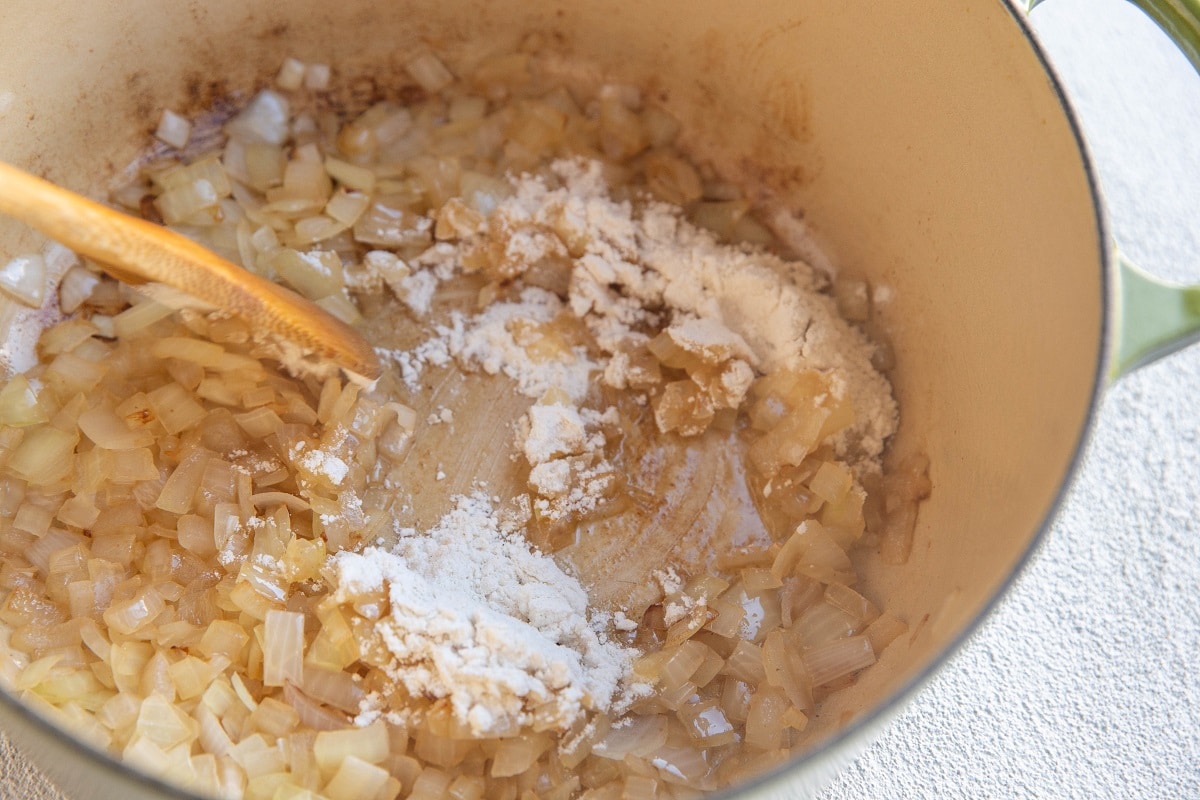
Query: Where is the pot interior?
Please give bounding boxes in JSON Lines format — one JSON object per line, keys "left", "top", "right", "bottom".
{"left": 0, "top": 0, "right": 1103, "bottom": 794}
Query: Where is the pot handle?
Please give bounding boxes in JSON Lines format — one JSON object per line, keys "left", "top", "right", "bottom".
{"left": 1029, "top": 0, "right": 1200, "bottom": 380}
{"left": 1112, "top": 255, "right": 1200, "bottom": 378}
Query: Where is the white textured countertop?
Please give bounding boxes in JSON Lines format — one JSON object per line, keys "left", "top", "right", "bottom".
{"left": 3, "top": 1, "right": 1200, "bottom": 797}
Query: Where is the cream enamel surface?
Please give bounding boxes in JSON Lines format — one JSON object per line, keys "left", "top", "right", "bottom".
{"left": 0, "top": 0, "right": 1104, "bottom": 796}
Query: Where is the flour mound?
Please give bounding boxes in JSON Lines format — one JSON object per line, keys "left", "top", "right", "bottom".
{"left": 330, "top": 494, "right": 642, "bottom": 736}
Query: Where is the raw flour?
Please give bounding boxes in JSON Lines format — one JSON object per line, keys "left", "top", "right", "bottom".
{"left": 333, "top": 157, "right": 898, "bottom": 734}
{"left": 330, "top": 494, "right": 643, "bottom": 736}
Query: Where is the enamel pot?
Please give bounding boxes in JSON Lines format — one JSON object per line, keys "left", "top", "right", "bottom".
{"left": 1, "top": 0, "right": 1198, "bottom": 797}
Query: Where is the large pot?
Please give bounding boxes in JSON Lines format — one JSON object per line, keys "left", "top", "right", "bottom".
{"left": 0, "top": 0, "right": 1196, "bottom": 797}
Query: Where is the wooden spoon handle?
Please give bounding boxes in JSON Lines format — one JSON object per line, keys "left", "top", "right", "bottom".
{"left": 0, "top": 161, "right": 381, "bottom": 380}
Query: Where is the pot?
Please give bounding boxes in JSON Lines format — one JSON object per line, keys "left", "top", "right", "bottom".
{"left": 0, "top": 0, "right": 1196, "bottom": 797}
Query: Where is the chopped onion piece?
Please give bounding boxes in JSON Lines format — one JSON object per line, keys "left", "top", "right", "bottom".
{"left": 592, "top": 716, "right": 668, "bottom": 760}
{"left": 282, "top": 684, "right": 349, "bottom": 732}
{"left": 226, "top": 90, "right": 290, "bottom": 145}
{"left": 323, "top": 755, "right": 391, "bottom": 800}
{"left": 155, "top": 109, "right": 193, "bottom": 149}
{"left": 864, "top": 612, "right": 908, "bottom": 655}
{"left": 678, "top": 702, "right": 735, "bottom": 746}
{"left": 304, "top": 64, "right": 331, "bottom": 91}
{"left": 8, "top": 426, "right": 77, "bottom": 486}
{"left": 103, "top": 587, "right": 165, "bottom": 635}
{"left": 299, "top": 665, "right": 364, "bottom": 713}
{"left": 276, "top": 57, "right": 307, "bottom": 91}
{"left": 137, "top": 693, "right": 200, "bottom": 749}
{"left": 771, "top": 521, "right": 855, "bottom": 586}
{"left": 263, "top": 609, "right": 305, "bottom": 687}
{"left": 803, "top": 635, "right": 875, "bottom": 687}
{"left": 405, "top": 52, "right": 455, "bottom": 93}
{"left": 325, "top": 158, "right": 376, "bottom": 193}
{"left": 112, "top": 299, "right": 174, "bottom": 338}
{"left": 78, "top": 406, "right": 154, "bottom": 450}
{"left": 0, "top": 253, "right": 46, "bottom": 308}
{"left": 0, "top": 375, "right": 48, "bottom": 427}
{"left": 490, "top": 733, "right": 550, "bottom": 777}
{"left": 314, "top": 721, "right": 389, "bottom": 775}
{"left": 58, "top": 266, "right": 102, "bottom": 314}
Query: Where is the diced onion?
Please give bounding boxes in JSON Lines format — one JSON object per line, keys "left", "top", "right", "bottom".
{"left": 0, "top": 375, "right": 48, "bottom": 427}
{"left": 592, "top": 716, "right": 668, "bottom": 760}
{"left": 802, "top": 635, "right": 875, "bottom": 687}
{"left": 405, "top": 53, "right": 455, "bottom": 93}
{"left": 155, "top": 110, "right": 193, "bottom": 150}
{"left": 137, "top": 693, "right": 200, "bottom": 750}
{"left": 276, "top": 58, "right": 307, "bottom": 91}
{"left": 0, "top": 253, "right": 46, "bottom": 308}
{"left": 490, "top": 733, "right": 550, "bottom": 777}
{"left": 314, "top": 721, "right": 389, "bottom": 776}
{"left": 58, "top": 265, "right": 102, "bottom": 314}
{"left": 322, "top": 755, "right": 391, "bottom": 800}
{"left": 226, "top": 90, "right": 291, "bottom": 145}
{"left": 78, "top": 406, "right": 155, "bottom": 449}
{"left": 8, "top": 427, "right": 77, "bottom": 485}
{"left": 263, "top": 609, "right": 305, "bottom": 687}
{"left": 304, "top": 64, "right": 331, "bottom": 91}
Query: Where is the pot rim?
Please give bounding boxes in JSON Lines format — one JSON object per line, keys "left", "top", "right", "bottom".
{"left": 0, "top": 1, "right": 1113, "bottom": 796}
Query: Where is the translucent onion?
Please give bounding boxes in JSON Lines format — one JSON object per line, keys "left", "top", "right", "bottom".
{"left": 111, "top": 299, "right": 174, "bottom": 338}
{"left": 802, "top": 635, "right": 875, "bottom": 687}
{"left": 58, "top": 265, "right": 102, "bottom": 314}
{"left": 198, "top": 619, "right": 250, "bottom": 661}
{"left": 864, "top": 612, "right": 908, "bottom": 656}
{"left": 771, "top": 521, "right": 855, "bottom": 586}
{"left": 299, "top": 665, "right": 364, "bottom": 713}
{"left": 137, "top": 693, "right": 200, "bottom": 750}
{"left": 12, "top": 502, "right": 53, "bottom": 537}
{"left": 0, "top": 376, "right": 48, "bottom": 429}
{"left": 276, "top": 58, "right": 306, "bottom": 92}
{"left": 408, "top": 768, "right": 453, "bottom": 800}
{"left": 147, "top": 383, "right": 207, "bottom": 435}
{"left": 154, "top": 110, "right": 192, "bottom": 149}
{"left": 226, "top": 90, "right": 291, "bottom": 146}
{"left": 405, "top": 52, "right": 455, "bottom": 93}
{"left": 250, "top": 696, "right": 301, "bottom": 738}
{"left": 263, "top": 609, "right": 305, "bottom": 687}
{"left": 78, "top": 406, "right": 155, "bottom": 450}
{"left": 7, "top": 427, "right": 78, "bottom": 486}
{"left": 156, "top": 449, "right": 210, "bottom": 514}
{"left": 314, "top": 722, "right": 390, "bottom": 776}
{"left": 490, "top": 733, "right": 550, "bottom": 777}
{"left": 282, "top": 684, "right": 350, "bottom": 732}
{"left": 0, "top": 253, "right": 46, "bottom": 308}
{"left": 592, "top": 716, "right": 668, "bottom": 760}
{"left": 304, "top": 64, "right": 331, "bottom": 91}
{"left": 678, "top": 702, "right": 735, "bottom": 747}
{"left": 103, "top": 587, "right": 165, "bottom": 636}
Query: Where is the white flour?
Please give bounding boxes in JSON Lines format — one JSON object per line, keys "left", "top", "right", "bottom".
{"left": 378, "top": 287, "right": 597, "bottom": 403}
{"left": 520, "top": 403, "right": 618, "bottom": 520}
{"left": 329, "top": 494, "right": 643, "bottom": 736}
{"left": 380, "top": 158, "right": 897, "bottom": 474}
{"left": 326, "top": 159, "right": 900, "bottom": 734}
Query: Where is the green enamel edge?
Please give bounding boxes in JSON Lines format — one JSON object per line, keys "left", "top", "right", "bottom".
{"left": 1112, "top": 254, "right": 1200, "bottom": 379}
{"left": 1126, "top": 0, "right": 1200, "bottom": 74}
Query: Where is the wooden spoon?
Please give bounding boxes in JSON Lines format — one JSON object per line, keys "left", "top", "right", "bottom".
{"left": 0, "top": 161, "right": 381, "bottom": 382}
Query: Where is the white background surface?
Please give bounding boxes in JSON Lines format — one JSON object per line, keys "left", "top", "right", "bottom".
{"left": 820, "top": 1, "right": 1200, "bottom": 798}
{"left": 3, "top": 0, "right": 1200, "bottom": 798}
